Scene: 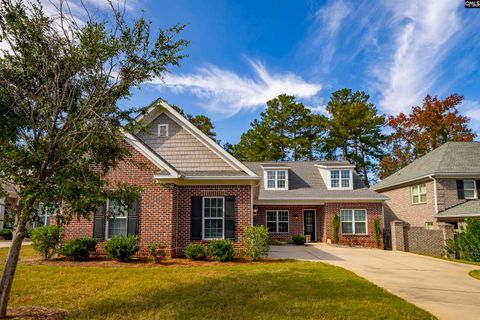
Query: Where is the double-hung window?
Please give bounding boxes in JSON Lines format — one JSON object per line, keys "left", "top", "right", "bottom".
{"left": 107, "top": 199, "right": 128, "bottom": 238}
{"left": 265, "top": 170, "right": 288, "bottom": 190}
{"left": 266, "top": 211, "right": 289, "bottom": 233}
{"left": 411, "top": 183, "right": 427, "bottom": 204}
{"left": 463, "top": 180, "right": 477, "bottom": 199}
{"left": 203, "top": 197, "right": 224, "bottom": 239}
{"left": 331, "top": 170, "right": 350, "bottom": 188}
{"left": 340, "top": 209, "right": 367, "bottom": 235}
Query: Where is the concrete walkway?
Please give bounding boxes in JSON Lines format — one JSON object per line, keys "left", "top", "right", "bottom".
{"left": 0, "top": 240, "right": 31, "bottom": 248}
{"left": 269, "top": 244, "right": 480, "bottom": 320}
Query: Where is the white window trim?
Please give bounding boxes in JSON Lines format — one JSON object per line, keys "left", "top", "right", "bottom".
{"left": 330, "top": 169, "right": 352, "bottom": 190}
{"left": 264, "top": 170, "right": 289, "bottom": 190}
{"left": 463, "top": 180, "right": 477, "bottom": 199}
{"left": 202, "top": 196, "right": 225, "bottom": 240}
{"left": 340, "top": 209, "right": 368, "bottom": 235}
{"left": 105, "top": 199, "right": 128, "bottom": 240}
{"left": 411, "top": 183, "right": 427, "bottom": 204}
{"left": 265, "top": 210, "right": 289, "bottom": 233}
{"left": 158, "top": 124, "right": 169, "bottom": 137}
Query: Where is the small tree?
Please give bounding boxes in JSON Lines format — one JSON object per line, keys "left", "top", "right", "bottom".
{"left": 244, "top": 225, "right": 269, "bottom": 261}
{"left": 374, "top": 217, "right": 381, "bottom": 248}
{"left": 0, "top": 0, "right": 187, "bottom": 316}
{"left": 332, "top": 214, "right": 340, "bottom": 244}
{"left": 452, "top": 218, "right": 480, "bottom": 262}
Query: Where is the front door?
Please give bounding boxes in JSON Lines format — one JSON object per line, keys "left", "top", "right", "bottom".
{"left": 303, "top": 210, "right": 316, "bottom": 241}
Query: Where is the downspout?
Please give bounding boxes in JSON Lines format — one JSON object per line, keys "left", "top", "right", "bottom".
{"left": 382, "top": 200, "right": 385, "bottom": 230}
{"left": 429, "top": 175, "right": 438, "bottom": 214}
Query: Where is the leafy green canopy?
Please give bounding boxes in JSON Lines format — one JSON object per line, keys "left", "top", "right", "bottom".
{"left": 231, "top": 94, "right": 327, "bottom": 161}
{"left": 0, "top": 0, "right": 187, "bottom": 225}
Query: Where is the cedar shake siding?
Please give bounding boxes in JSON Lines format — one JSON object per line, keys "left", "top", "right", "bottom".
{"left": 136, "top": 112, "right": 235, "bottom": 172}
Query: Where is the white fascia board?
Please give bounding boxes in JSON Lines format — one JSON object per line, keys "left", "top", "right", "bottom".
{"left": 258, "top": 196, "right": 388, "bottom": 201}
{"left": 137, "top": 101, "right": 258, "bottom": 178}
{"left": 122, "top": 131, "right": 180, "bottom": 178}
{"left": 372, "top": 174, "right": 433, "bottom": 192}
{"left": 261, "top": 166, "right": 291, "bottom": 170}
{"left": 315, "top": 164, "right": 355, "bottom": 169}
{"left": 436, "top": 213, "right": 480, "bottom": 218}
{"left": 184, "top": 175, "right": 260, "bottom": 180}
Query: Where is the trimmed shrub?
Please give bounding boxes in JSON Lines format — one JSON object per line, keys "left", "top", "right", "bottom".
{"left": 374, "top": 217, "right": 381, "bottom": 248}
{"left": 146, "top": 243, "right": 167, "bottom": 263}
{"left": 208, "top": 239, "right": 235, "bottom": 262}
{"left": 30, "top": 225, "right": 62, "bottom": 260}
{"left": 105, "top": 235, "right": 139, "bottom": 262}
{"left": 0, "top": 228, "right": 12, "bottom": 240}
{"left": 61, "top": 237, "right": 98, "bottom": 261}
{"left": 333, "top": 213, "right": 340, "bottom": 244}
{"left": 244, "top": 225, "right": 269, "bottom": 261}
{"left": 292, "top": 234, "right": 306, "bottom": 245}
{"left": 185, "top": 243, "right": 207, "bottom": 260}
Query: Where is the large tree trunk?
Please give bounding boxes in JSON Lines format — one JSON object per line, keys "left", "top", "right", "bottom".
{"left": 0, "top": 218, "right": 27, "bottom": 318}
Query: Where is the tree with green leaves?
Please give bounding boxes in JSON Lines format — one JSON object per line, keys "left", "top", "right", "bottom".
{"left": 231, "top": 94, "right": 327, "bottom": 161}
{"left": 324, "top": 89, "right": 385, "bottom": 187}
{"left": 0, "top": 0, "right": 187, "bottom": 316}
{"left": 380, "top": 94, "right": 475, "bottom": 179}
{"left": 171, "top": 105, "right": 217, "bottom": 141}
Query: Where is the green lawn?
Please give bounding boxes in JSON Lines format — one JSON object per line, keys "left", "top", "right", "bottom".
{"left": 0, "top": 247, "right": 434, "bottom": 320}
{"left": 470, "top": 270, "right": 480, "bottom": 280}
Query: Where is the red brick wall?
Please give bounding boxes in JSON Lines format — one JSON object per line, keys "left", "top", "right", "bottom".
{"left": 175, "top": 185, "right": 251, "bottom": 256}
{"left": 323, "top": 202, "right": 383, "bottom": 248}
{"left": 253, "top": 205, "right": 324, "bottom": 242}
{"left": 62, "top": 142, "right": 252, "bottom": 257}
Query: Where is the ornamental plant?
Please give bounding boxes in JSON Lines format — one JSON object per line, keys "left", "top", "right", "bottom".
{"left": 374, "top": 217, "right": 381, "bottom": 248}
{"left": 185, "top": 243, "right": 207, "bottom": 260}
{"left": 61, "top": 237, "right": 98, "bottom": 261}
{"left": 30, "top": 225, "right": 62, "bottom": 260}
{"left": 292, "top": 234, "right": 306, "bottom": 245}
{"left": 333, "top": 213, "right": 340, "bottom": 244}
{"left": 208, "top": 240, "right": 235, "bottom": 262}
{"left": 146, "top": 243, "right": 167, "bottom": 263}
{"left": 244, "top": 225, "right": 269, "bottom": 261}
{"left": 105, "top": 235, "right": 139, "bottom": 262}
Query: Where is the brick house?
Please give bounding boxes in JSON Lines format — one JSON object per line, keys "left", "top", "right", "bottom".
{"left": 372, "top": 142, "right": 480, "bottom": 231}
{"left": 59, "top": 100, "right": 387, "bottom": 255}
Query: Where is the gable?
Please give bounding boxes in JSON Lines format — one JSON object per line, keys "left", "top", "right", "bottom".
{"left": 136, "top": 112, "right": 235, "bottom": 172}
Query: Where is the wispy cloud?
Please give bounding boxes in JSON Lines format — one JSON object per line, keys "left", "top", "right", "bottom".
{"left": 376, "top": 0, "right": 462, "bottom": 114}
{"left": 462, "top": 100, "right": 480, "bottom": 134}
{"left": 154, "top": 60, "right": 322, "bottom": 117}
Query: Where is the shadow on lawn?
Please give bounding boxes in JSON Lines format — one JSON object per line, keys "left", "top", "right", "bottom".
{"left": 68, "top": 264, "right": 432, "bottom": 320}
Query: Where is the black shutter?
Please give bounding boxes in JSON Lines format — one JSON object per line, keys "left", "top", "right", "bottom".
{"left": 457, "top": 180, "right": 465, "bottom": 200}
{"left": 477, "top": 181, "right": 480, "bottom": 199}
{"left": 93, "top": 204, "right": 106, "bottom": 240}
{"left": 127, "top": 200, "right": 139, "bottom": 236}
{"left": 225, "top": 196, "right": 236, "bottom": 241}
{"left": 191, "top": 196, "right": 203, "bottom": 240}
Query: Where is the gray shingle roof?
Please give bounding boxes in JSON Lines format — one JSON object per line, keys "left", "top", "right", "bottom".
{"left": 243, "top": 161, "right": 387, "bottom": 200}
{"left": 180, "top": 170, "right": 248, "bottom": 177}
{"left": 436, "top": 200, "right": 480, "bottom": 218}
{"left": 372, "top": 142, "right": 480, "bottom": 191}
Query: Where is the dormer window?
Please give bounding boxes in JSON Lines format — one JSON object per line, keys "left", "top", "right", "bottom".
{"left": 331, "top": 169, "right": 351, "bottom": 189}
{"left": 265, "top": 169, "right": 288, "bottom": 190}
{"left": 158, "top": 124, "right": 168, "bottom": 137}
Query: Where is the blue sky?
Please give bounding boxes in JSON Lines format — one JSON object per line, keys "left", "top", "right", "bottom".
{"left": 23, "top": 1, "right": 480, "bottom": 144}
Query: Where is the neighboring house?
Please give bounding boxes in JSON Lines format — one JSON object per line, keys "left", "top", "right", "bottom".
{"left": 0, "top": 183, "right": 18, "bottom": 230}
{"left": 372, "top": 142, "right": 480, "bottom": 231}
{"left": 57, "top": 100, "right": 387, "bottom": 254}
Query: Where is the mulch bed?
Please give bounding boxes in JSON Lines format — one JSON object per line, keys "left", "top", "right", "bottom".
{"left": 6, "top": 307, "right": 68, "bottom": 320}
{"left": 20, "top": 256, "right": 287, "bottom": 268}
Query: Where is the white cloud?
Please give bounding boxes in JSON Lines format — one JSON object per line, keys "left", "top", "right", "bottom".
{"left": 376, "top": 0, "right": 462, "bottom": 114}
{"left": 462, "top": 100, "right": 480, "bottom": 134}
{"left": 311, "top": 0, "right": 350, "bottom": 72}
{"left": 154, "top": 60, "right": 322, "bottom": 117}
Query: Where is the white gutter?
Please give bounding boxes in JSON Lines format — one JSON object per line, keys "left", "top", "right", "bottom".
{"left": 258, "top": 196, "right": 388, "bottom": 201}
{"left": 429, "top": 175, "right": 438, "bottom": 213}
{"left": 183, "top": 175, "right": 260, "bottom": 180}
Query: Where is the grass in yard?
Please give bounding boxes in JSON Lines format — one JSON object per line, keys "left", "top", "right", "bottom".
{"left": 469, "top": 270, "right": 480, "bottom": 280}
{"left": 0, "top": 248, "right": 434, "bottom": 320}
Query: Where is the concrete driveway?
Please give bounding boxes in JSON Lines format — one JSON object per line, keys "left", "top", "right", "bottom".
{"left": 269, "top": 244, "right": 480, "bottom": 320}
